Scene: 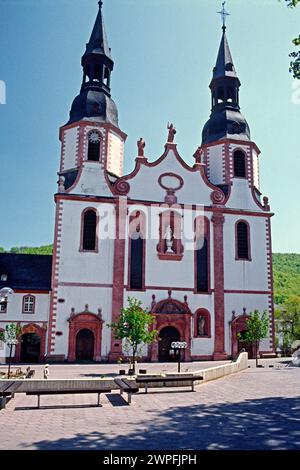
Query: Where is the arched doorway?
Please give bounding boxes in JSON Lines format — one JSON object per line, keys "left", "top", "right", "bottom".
{"left": 68, "top": 310, "right": 104, "bottom": 362}
{"left": 158, "top": 326, "right": 180, "bottom": 362}
{"left": 20, "top": 333, "right": 41, "bottom": 363}
{"left": 76, "top": 329, "right": 94, "bottom": 361}
{"left": 231, "top": 314, "right": 255, "bottom": 359}
{"left": 237, "top": 330, "right": 253, "bottom": 359}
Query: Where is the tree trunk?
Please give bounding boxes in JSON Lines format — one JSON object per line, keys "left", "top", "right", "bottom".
{"left": 255, "top": 340, "right": 258, "bottom": 368}
{"left": 8, "top": 344, "right": 13, "bottom": 379}
{"left": 132, "top": 347, "right": 136, "bottom": 375}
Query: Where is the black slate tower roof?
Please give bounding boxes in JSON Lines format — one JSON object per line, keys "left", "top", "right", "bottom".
{"left": 0, "top": 254, "right": 52, "bottom": 291}
{"left": 68, "top": 1, "right": 119, "bottom": 126}
{"left": 202, "top": 26, "right": 250, "bottom": 145}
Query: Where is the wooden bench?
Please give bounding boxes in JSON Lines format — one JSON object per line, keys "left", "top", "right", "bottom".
{"left": 0, "top": 382, "right": 21, "bottom": 409}
{"left": 114, "top": 378, "right": 139, "bottom": 405}
{"left": 25, "top": 386, "right": 112, "bottom": 409}
{"left": 135, "top": 375, "right": 203, "bottom": 393}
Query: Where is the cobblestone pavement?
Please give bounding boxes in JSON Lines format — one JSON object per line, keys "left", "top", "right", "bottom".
{"left": 0, "top": 358, "right": 299, "bottom": 450}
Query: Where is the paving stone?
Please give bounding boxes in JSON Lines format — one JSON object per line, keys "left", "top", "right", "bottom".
{"left": 0, "top": 358, "right": 299, "bottom": 450}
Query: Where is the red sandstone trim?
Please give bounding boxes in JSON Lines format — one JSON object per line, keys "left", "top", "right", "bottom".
{"left": 54, "top": 194, "right": 273, "bottom": 219}
{"left": 58, "top": 282, "right": 113, "bottom": 288}
{"left": 109, "top": 198, "right": 127, "bottom": 361}
{"left": 212, "top": 213, "right": 226, "bottom": 358}
{"left": 15, "top": 323, "right": 46, "bottom": 363}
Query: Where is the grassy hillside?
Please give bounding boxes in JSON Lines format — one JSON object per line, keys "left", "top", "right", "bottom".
{"left": 0, "top": 246, "right": 299, "bottom": 305}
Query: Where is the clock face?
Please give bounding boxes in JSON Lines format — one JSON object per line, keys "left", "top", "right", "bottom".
{"left": 89, "top": 131, "right": 100, "bottom": 143}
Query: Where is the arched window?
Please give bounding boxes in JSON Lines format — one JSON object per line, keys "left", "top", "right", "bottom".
{"left": 81, "top": 209, "right": 98, "bottom": 252}
{"left": 217, "top": 86, "right": 224, "bottom": 103}
{"left": 128, "top": 211, "right": 146, "bottom": 290}
{"left": 194, "top": 309, "right": 211, "bottom": 337}
{"left": 227, "top": 86, "right": 235, "bottom": 103}
{"left": 157, "top": 210, "right": 183, "bottom": 260}
{"left": 236, "top": 221, "right": 251, "bottom": 260}
{"left": 22, "top": 295, "right": 35, "bottom": 314}
{"left": 87, "top": 130, "right": 101, "bottom": 162}
{"left": 233, "top": 150, "right": 246, "bottom": 178}
{"left": 195, "top": 217, "right": 210, "bottom": 293}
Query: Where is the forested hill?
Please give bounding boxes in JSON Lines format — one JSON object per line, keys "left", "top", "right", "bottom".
{"left": 0, "top": 245, "right": 53, "bottom": 255}
{"left": 273, "top": 253, "right": 300, "bottom": 305}
{"left": 0, "top": 246, "right": 299, "bottom": 306}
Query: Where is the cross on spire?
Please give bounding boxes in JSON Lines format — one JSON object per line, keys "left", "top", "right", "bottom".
{"left": 217, "top": 1, "right": 230, "bottom": 31}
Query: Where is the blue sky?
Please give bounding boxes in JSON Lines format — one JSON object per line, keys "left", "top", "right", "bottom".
{"left": 0, "top": 0, "right": 299, "bottom": 252}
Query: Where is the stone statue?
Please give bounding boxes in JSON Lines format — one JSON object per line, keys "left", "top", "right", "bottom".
{"left": 137, "top": 137, "right": 145, "bottom": 157}
{"left": 167, "top": 123, "right": 176, "bottom": 143}
{"left": 197, "top": 316, "right": 206, "bottom": 336}
{"left": 164, "top": 225, "right": 174, "bottom": 253}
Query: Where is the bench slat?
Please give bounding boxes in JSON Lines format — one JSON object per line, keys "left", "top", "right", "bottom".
{"left": 26, "top": 388, "right": 111, "bottom": 396}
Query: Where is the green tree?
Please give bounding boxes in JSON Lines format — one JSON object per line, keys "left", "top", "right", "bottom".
{"left": 108, "top": 297, "right": 157, "bottom": 374}
{"left": 238, "top": 310, "right": 269, "bottom": 367}
{"left": 275, "top": 296, "right": 300, "bottom": 353}
{"left": 0, "top": 324, "right": 22, "bottom": 378}
{"left": 282, "top": 0, "right": 300, "bottom": 78}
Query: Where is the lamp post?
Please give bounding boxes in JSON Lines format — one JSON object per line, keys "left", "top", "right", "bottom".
{"left": 171, "top": 341, "right": 187, "bottom": 373}
{"left": 0, "top": 288, "right": 16, "bottom": 378}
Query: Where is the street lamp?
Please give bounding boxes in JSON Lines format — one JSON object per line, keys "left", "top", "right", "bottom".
{"left": 0, "top": 287, "right": 14, "bottom": 303}
{"left": 0, "top": 288, "right": 15, "bottom": 378}
{"left": 171, "top": 341, "right": 187, "bottom": 373}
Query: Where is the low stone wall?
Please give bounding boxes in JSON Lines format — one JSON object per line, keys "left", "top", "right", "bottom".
{"left": 193, "top": 351, "right": 248, "bottom": 384}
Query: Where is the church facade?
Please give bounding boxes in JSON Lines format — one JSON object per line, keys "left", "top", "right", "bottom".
{"left": 0, "top": 2, "right": 275, "bottom": 363}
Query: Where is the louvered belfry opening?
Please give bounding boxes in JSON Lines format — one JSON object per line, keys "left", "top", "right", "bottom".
{"left": 237, "top": 222, "right": 249, "bottom": 259}
{"left": 234, "top": 150, "right": 246, "bottom": 177}
{"left": 82, "top": 210, "right": 97, "bottom": 251}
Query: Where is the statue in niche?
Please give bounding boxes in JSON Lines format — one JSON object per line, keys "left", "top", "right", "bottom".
{"left": 164, "top": 225, "right": 174, "bottom": 253}
{"left": 197, "top": 316, "right": 206, "bottom": 336}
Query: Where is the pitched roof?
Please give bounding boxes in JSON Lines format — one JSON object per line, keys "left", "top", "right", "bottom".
{"left": 0, "top": 254, "right": 52, "bottom": 292}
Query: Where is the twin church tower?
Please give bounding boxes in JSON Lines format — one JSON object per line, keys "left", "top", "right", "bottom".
{"left": 0, "top": 1, "right": 274, "bottom": 363}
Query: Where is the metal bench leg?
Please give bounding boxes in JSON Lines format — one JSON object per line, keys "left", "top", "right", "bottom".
{"left": 97, "top": 393, "right": 102, "bottom": 407}
{"left": 128, "top": 393, "right": 132, "bottom": 405}
{"left": 192, "top": 382, "right": 195, "bottom": 392}
{"left": 145, "top": 384, "right": 148, "bottom": 394}
{"left": 37, "top": 395, "right": 40, "bottom": 409}
{"left": 0, "top": 397, "right": 7, "bottom": 410}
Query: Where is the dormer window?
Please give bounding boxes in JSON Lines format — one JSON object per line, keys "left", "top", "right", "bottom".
{"left": 0, "top": 274, "right": 7, "bottom": 282}
{"left": 87, "top": 130, "right": 102, "bottom": 162}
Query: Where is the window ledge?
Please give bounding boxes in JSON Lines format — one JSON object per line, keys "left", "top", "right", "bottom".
{"left": 157, "top": 253, "right": 183, "bottom": 261}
